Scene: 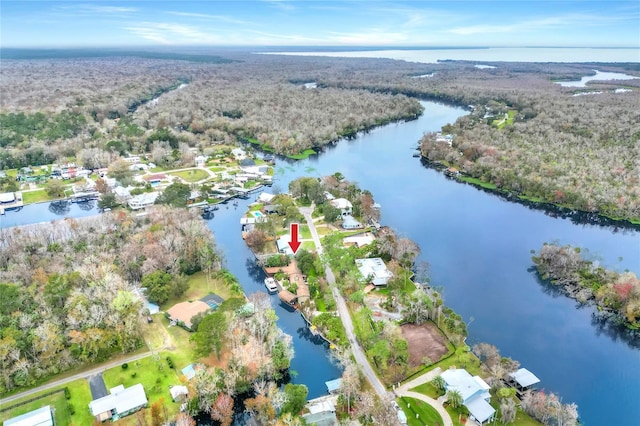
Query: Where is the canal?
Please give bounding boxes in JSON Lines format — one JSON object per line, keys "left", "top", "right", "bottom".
{"left": 1, "top": 101, "right": 638, "bottom": 425}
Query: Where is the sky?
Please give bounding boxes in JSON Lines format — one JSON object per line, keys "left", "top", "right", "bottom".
{"left": 1, "top": 1, "right": 639, "bottom": 48}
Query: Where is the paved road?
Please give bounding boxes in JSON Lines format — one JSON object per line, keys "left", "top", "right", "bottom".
{"left": 0, "top": 351, "right": 154, "bottom": 406}
{"left": 300, "top": 207, "right": 389, "bottom": 399}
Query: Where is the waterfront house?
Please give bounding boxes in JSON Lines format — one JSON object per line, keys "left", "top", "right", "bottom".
{"left": 167, "top": 301, "right": 211, "bottom": 330}
{"left": 343, "top": 233, "right": 375, "bottom": 248}
{"left": 440, "top": 368, "right": 495, "bottom": 425}
{"left": 276, "top": 235, "right": 295, "bottom": 255}
{"left": 329, "top": 198, "right": 352, "bottom": 216}
{"left": 509, "top": 368, "right": 540, "bottom": 392}
{"left": 355, "top": 258, "right": 393, "bottom": 286}
{"left": 325, "top": 378, "right": 342, "bottom": 394}
{"left": 232, "top": 148, "right": 247, "bottom": 160}
{"left": 88, "top": 383, "right": 147, "bottom": 422}
{"left": 302, "top": 411, "right": 338, "bottom": 426}
{"left": 341, "top": 215, "right": 363, "bottom": 230}
{"left": 0, "top": 192, "right": 16, "bottom": 204}
{"left": 127, "top": 192, "right": 159, "bottom": 210}
{"left": 4, "top": 405, "right": 54, "bottom": 426}
{"left": 258, "top": 192, "right": 276, "bottom": 204}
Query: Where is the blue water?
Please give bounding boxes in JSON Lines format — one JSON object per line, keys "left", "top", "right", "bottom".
{"left": 2, "top": 101, "right": 639, "bottom": 424}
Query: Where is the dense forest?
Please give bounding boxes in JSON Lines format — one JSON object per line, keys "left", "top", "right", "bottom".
{"left": 1, "top": 52, "right": 638, "bottom": 220}
{"left": 0, "top": 207, "right": 220, "bottom": 393}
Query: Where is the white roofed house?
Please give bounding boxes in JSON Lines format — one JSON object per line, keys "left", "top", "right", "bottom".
{"left": 329, "top": 198, "right": 352, "bottom": 216}
{"left": 231, "top": 148, "right": 247, "bottom": 160}
{"left": 4, "top": 406, "right": 54, "bottom": 426}
{"left": 509, "top": 368, "right": 540, "bottom": 392}
{"left": 355, "top": 258, "right": 393, "bottom": 286}
{"left": 88, "top": 383, "right": 148, "bottom": 421}
{"left": 440, "top": 368, "right": 495, "bottom": 425}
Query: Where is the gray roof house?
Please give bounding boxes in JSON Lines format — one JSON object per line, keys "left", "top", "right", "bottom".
{"left": 88, "top": 383, "right": 148, "bottom": 422}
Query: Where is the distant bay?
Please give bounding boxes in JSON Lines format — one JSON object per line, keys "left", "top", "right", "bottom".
{"left": 260, "top": 47, "right": 640, "bottom": 63}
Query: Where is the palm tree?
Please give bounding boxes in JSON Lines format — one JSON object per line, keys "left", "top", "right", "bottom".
{"left": 431, "top": 376, "right": 446, "bottom": 394}
{"left": 446, "top": 389, "right": 463, "bottom": 409}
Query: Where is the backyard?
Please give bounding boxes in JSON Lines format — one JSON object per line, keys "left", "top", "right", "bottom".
{"left": 168, "top": 168, "right": 210, "bottom": 183}
{"left": 397, "top": 396, "right": 444, "bottom": 426}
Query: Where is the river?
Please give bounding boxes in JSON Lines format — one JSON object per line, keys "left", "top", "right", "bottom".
{"left": 1, "top": 101, "right": 638, "bottom": 425}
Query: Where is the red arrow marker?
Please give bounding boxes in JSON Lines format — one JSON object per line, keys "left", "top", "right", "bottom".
{"left": 288, "top": 223, "right": 301, "bottom": 254}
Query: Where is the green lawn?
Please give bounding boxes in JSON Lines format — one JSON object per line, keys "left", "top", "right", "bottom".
{"left": 457, "top": 175, "right": 498, "bottom": 190}
{"left": 168, "top": 169, "right": 210, "bottom": 182}
{"left": 0, "top": 379, "right": 92, "bottom": 426}
{"left": 103, "top": 352, "right": 183, "bottom": 422}
{"left": 300, "top": 225, "right": 312, "bottom": 239}
{"left": 0, "top": 389, "right": 70, "bottom": 426}
{"left": 209, "top": 166, "right": 226, "bottom": 172}
{"left": 21, "top": 189, "right": 54, "bottom": 204}
{"left": 286, "top": 149, "right": 316, "bottom": 160}
{"left": 397, "top": 396, "right": 444, "bottom": 426}
{"left": 66, "top": 379, "right": 95, "bottom": 426}
{"left": 160, "top": 272, "right": 236, "bottom": 311}
{"left": 301, "top": 241, "right": 316, "bottom": 251}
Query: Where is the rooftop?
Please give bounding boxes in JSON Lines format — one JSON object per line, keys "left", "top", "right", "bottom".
{"left": 325, "top": 378, "right": 342, "bottom": 393}
{"left": 355, "top": 258, "right": 393, "bottom": 285}
{"left": 89, "top": 383, "right": 147, "bottom": 417}
{"left": 440, "top": 368, "right": 491, "bottom": 404}
{"left": 510, "top": 368, "right": 541, "bottom": 388}
{"left": 167, "top": 301, "right": 211, "bottom": 329}
{"left": 4, "top": 405, "right": 53, "bottom": 426}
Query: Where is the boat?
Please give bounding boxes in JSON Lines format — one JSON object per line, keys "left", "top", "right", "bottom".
{"left": 264, "top": 277, "right": 278, "bottom": 293}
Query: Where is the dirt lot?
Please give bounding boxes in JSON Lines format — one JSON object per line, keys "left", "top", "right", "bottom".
{"left": 401, "top": 322, "right": 449, "bottom": 368}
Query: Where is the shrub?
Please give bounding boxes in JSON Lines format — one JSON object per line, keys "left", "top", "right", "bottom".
{"left": 67, "top": 403, "right": 75, "bottom": 415}
{"left": 131, "top": 372, "right": 137, "bottom": 378}
{"left": 64, "top": 387, "right": 71, "bottom": 399}
{"left": 166, "top": 356, "right": 174, "bottom": 369}
{"left": 121, "top": 363, "right": 128, "bottom": 370}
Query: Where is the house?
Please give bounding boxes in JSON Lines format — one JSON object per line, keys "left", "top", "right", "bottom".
{"left": 123, "top": 155, "right": 141, "bottom": 164}
{"left": 343, "top": 233, "right": 375, "bottom": 248}
{"left": 88, "top": 383, "right": 147, "bottom": 422}
{"left": 181, "top": 364, "right": 198, "bottom": 380}
{"left": 329, "top": 198, "right": 352, "bottom": 216}
{"left": 0, "top": 192, "right": 16, "bottom": 204}
{"left": 278, "top": 290, "right": 297, "bottom": 306}
{"left": 127, "top": 192, "right": 159, "bottom": 210}
{"left": 4, "top": 405, "right": 54, "bottom": 426}
{"left": 143, "top": 173, "right": 167, "bottom": 185}
{"left": 231, "top": 148, "right": 247, "bottom": 160}
{"left": 325, "top": 378, "right": 342, "bottom": 394}
{"left": 440, "top": 369, "right": 495, "bottom": 425}
{"left": 276, "top": 235, "right": 295, "bottom": 255}
{"left": 195, "top": 155, "right": 207, "bottom": 167}
{"left": 258, "top": 192, "right": 276, "bottom": 204}
{"left": 341, "top": 215, "right": 363, "bottom": 230}
{"left": 302, "top": 411, "right": 338, "bottom": 426}
{"left": 509, "top": 368, "right": 540, "bottom": 391}
{"left": 355, "top": 258, "right": 393, "bottom": 286}
{"left": 167, "top": 301, "right": 211, "bottom": 330}
{"left": 169, "top": 385, "right": 189, "bottom": 402}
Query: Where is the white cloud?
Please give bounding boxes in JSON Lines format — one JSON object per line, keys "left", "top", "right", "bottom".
{"left": 124, "top": 22, "right": 222, "bottom": 45}
{"left": 261, "top": 0, "right": 296, "bottom": 12}
{"left": 166, "top": 11, "right": 253, "bottom": 25}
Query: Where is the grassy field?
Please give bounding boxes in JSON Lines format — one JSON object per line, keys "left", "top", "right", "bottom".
{"left": 286, "top": 149, "right": 316, "bottom": 160}
{"left": 168, "top": 169, "right": 210, "bottom": 182}
{"left": 21, "top": 189, "right": 53, "bottom": 204}
{"left": 102, "top": 353, "right": 183, "bottom": 425}
{"left": 397, "top": 396, "right": 444, "bottom": 426}
{"left": 0, "top": 379, "right": 93, "bottom": 426}
{"left": 159, "top": 272, "right": 235, "bottom": 311}
{"left": 457, "top": 175, "right": 498, "bottom": 190}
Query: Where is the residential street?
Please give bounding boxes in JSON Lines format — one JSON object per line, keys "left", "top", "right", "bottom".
{"left": 0, "top": 351, "right": 154, "bottom": 406}
{"left": 299, "top": 207, "right": 390, "bottom": 399}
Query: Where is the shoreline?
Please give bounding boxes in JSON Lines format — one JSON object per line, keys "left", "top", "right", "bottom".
{"left": 419, "top": 157, "right": 640, "bottom": 230}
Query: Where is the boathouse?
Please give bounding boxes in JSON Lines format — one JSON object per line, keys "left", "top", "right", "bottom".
{"left": 509, "top": 368, "right": 540, "bottom": 391}
{"left": 278, "top": 290, "right": 297, "bottom": 306}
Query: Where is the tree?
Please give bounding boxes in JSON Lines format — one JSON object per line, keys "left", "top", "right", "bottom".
{"left": 446, "top": 389, "right": 463, "bottom": 409}
{"left": 175, "top": 413, "right": 196, "bottom": 426}
{"left": 156, "top": 182, "right": 191, "bottom": 207}
{"left": 141, "top": 270, "right": 175, "bottom": 305}
{"left": 98, "top": 192, "right": 118, "bottom": 210}
{"left": 245, "top": 229, "right": 268, "bottom": 253}
{"left": 211, "top": 392, "right": 234, "bottom": 426}
{"left": 95, "top": 178, "right": 109, "bottom": 194}
{"left": 44, "top": 179, "right": 66, "bottom": 198}
{"left": 340, "top": 362, "right": 360, "bottom": 414}
{"left": 322, "top": 202, "right": 341, "bottom": 222}
{"left": 244, "top": 394, "right": 276, "bottom": 424}
{"left": 191, "top": 311, "right": 227, "bottom": 358}
{"left": 107, "top": 159, "right": 134, "bottom": 184}
{"left": 150, "top": 398, "right": 166, "bottom": 426}
{"left": 281, "top": 383, "right": 308, "bottom": 415}
{"left": 499, "top": 397, "right": 517, "bottom": 424}
{"left": 431, "top": 375, "right": 446, "bottom": 394}
{"left": 295, "top": 249, "right": 316, "bottom": 275}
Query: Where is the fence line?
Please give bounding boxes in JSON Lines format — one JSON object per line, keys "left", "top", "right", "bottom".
{"left": 0, "top": 388, "right": 65, "bottom": 413}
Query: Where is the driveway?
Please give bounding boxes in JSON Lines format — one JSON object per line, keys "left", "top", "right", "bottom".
{"left": 88, "top": 373, "right": 108, "bottom": 399}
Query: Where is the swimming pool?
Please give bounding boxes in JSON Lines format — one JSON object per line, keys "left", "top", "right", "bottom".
{"left": 252, "top": 211, "right": 264, "bottom": 218}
